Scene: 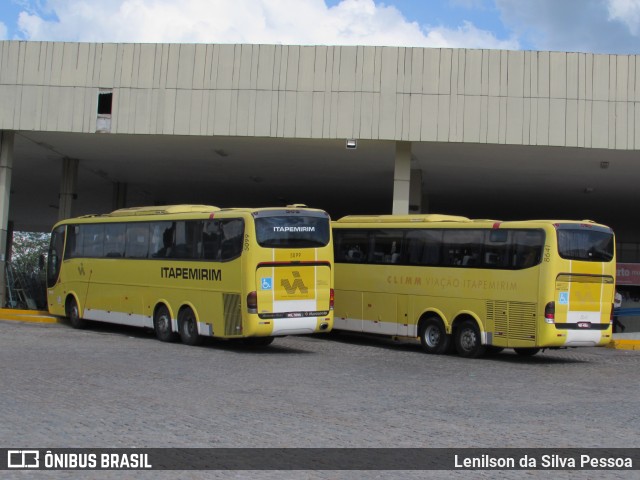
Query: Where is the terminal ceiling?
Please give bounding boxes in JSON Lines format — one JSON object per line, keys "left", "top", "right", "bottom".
{"left": 10, "top": 131, "right": 640, "bottom": 240}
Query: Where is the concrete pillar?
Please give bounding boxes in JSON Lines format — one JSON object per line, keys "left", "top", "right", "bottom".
{"left": 59, "top": 157, "right": 79, "bottom": 221}
{"left": 112, "top": 182, "right": 127, "bottom": 210}
{"left": 0, "top": 131, "right": 15, "bottom": 307}
{"left": 409, "top": 169, "right": 423, "bottom": 213}
{"left": 392, "top": 141, "right": 411, "bottom": 215}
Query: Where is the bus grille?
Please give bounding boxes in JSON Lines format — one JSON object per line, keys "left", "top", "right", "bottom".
{"left": 223, "top": 293, "right": 242, "bottom": 336}
{"left": 486, "top": 301, "right": 537, "bottom": 342}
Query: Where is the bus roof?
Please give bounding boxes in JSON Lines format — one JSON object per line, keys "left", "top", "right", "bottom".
{"left": 335, "top": 214, "right": 471, "bottom": 223}
{"left": 54, "top": 204, "right": 330, "bottom": 226}
{"left": 333, "top": 214, "right": 611, "bottom": 230}
{"left": 108, "top": 205, "right": 221, "bottom": 216}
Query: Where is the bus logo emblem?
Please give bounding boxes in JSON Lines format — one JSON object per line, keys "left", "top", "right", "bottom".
{"left": 261, "top": 277, "right": 273, "bottom": 290}
{"left": 281, "top": 271, "right": 308, "bottom": 295}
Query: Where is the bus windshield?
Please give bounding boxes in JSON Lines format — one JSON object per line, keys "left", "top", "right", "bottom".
{"left": 557, "top": 226, "right": 614, "bottom": 262}
{"left": 255, "top": 214, "right": 330, "bottom": 248}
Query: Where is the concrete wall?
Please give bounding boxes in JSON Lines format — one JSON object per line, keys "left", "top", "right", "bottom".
{"left": 1, "top": 41, "right": 639, "bottom": 149}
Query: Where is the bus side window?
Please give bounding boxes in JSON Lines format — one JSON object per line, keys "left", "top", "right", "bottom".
{"left": 125, "top": 223, "right": 150, "bottom": 259}
{"left": 82, "top": 224, "right": 105, "bottom": 258}
{"left": 483, "top": 229, "right": 510, "bottom": 269}
{"left": 443, "top": 230, "right": 483, "bottom": 267}
{"left": 220, "top": 219, "right": 244, "bottom": 261}
{"left": 170, "top": 221, "right": 200, "bottom": 259}
{"left": 512, "top": 230, "right": 544, "bottom": 269}
{"left": 104, "top": 223, "right": 126, "bottom": 258}
{"left": 371, "top": 230, "right": 403, "bottom": 264}
{"left": 150, "top": 222, "right": 174, "bottom": 258}
{"left": 405, "top": 230, "right": 443, "bottom": 266}
{"left": 336, "top": 231, "right": 369, "bottom": 263}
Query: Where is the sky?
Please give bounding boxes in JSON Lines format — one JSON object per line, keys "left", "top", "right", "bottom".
{"left": 0, "top": 0, "right": 638, "bottom": 54}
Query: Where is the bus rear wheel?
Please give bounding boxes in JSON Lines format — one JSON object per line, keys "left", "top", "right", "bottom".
{"left": 154, "top": 305, "right": 178, "bottom": 342}
{"left": 455, "top": 320, "right": 486, "bottom": 358}
{"left": 178, "top": 308, "right": 202, "bottom": 346}
{"left": 514, "top": 348, "right": 540, "bottom": 357}
{"left": 419, "top": 317, "right": 450, "bottom": 354}
{"left": 66, "top": 297, "right": 86, "bottom": 329}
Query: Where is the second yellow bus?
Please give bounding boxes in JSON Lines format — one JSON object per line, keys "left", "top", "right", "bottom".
{"left": 332, "top": 214, "right": 615, "bottom": 358}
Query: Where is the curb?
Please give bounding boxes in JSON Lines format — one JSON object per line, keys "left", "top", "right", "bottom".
{"left": 0, "top": 308, "right": 59, "bottom": 324}
{"left": 607, "top": 339, "right": 640, "bottom": 351}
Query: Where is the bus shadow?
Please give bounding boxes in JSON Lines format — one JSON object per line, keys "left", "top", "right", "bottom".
{"left": 326, "top": 331, "right": 425, "bottom": 354}
{"left": 326, "top": 331, "right": 589, "bottom": 364}
{"left": 481, "top": 350, "right": 590, "bottom": 365}
{"left": 205, "top": 338, "right": 314, "bottom": 355}
{"left": 61, "top": 319, "right": 313, "bottom": 355}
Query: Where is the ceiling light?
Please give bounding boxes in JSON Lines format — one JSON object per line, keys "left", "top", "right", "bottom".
{"left": 346, "top": 139, "right": 357, "bottom": 149}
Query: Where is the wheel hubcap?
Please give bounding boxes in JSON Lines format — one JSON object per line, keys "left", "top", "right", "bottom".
{"left": 158, "top": 314, "right": 170, "bottom": 333}
{"left": 185, "top": 318, "right": 195, "bottom": 337}
{"left": 461, "top": 329, "right": 476, "bottom": 351}
{"left": 425, "top": 326, "right": 440, "bottom": 347}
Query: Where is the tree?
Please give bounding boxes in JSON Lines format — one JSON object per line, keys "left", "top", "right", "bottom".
{"left": 5, "top": 232, "right": 50, "bottom": 309}
{"left": 10, "top": 232, "right": 50, "bottom": 277}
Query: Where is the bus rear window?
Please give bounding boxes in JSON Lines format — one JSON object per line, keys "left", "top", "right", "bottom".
{"left": 255, "top": 215, "right": 330, "bottom": 248}
{"left": 557, "top": 227, "right": 614, "bottom": 262}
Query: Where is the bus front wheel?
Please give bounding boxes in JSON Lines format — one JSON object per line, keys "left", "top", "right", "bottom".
{"left": 178, "top": 308, "right": 202, "bottom": 346}
{"left": 66, "top": 297, "right": 86, "bottom": 329}
{"left": 154, "top": 305, "right": 179, "bottom": 342}
{"left": 455, "top": 320, "right": 486, "bottom": 358}
{"left": 419, "top": 317, "right": 450, "bottom": 354}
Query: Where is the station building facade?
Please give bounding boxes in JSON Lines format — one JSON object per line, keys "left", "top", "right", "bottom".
{"left": 1, "top": 40, "right": 639, "bottom": 312}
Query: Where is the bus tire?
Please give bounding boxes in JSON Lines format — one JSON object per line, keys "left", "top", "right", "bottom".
{"left": 419, "top": 317, "right": 450, "bottom": 354}
{"left": 514, "top": 347, "right": 540, "bottom": 357}
{"left": 154, "top": 305, "right": 178, "bottom": 342}
{"left": 178, "top": 307, "right": 202, "bottom": 346}
{"left": 66, "top": 296, "right": 86, "bottom": 329}
{"left": 455, "top": 319, "right": 486, "bottom": 358}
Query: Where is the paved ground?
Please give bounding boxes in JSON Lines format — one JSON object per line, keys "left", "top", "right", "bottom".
{"left": 1, "top": 319, "right": 639, "bottom": 480}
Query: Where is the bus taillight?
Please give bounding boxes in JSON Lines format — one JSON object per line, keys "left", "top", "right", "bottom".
{"left": 544, "top": 301, "right": 555, "bottom": 323}
{"left": 247, "top": 291, "right": 257, "bottom": 314}
{"left": 330, "top": 288, "right": 335, "bottom": 310}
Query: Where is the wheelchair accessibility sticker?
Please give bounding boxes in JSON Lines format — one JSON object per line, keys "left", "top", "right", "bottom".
{"left": 261, "top": 277, "right": 273, "bottom": 290}
{"left": 558, "top": 291, "right": 569, "bottom": 305}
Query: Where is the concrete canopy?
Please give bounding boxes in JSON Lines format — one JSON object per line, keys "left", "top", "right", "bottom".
{"left": 10, "top": 130, "right": 640, "bottom": 240}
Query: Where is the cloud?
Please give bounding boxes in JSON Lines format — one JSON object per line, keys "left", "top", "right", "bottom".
{"left": 496, "top": 0, "right": 640, "bottom": 54}
{"left": 0, "top": 21, "right": 7, "bottom": 39}
{"left": 607, "top": 0, "right": 640, "bottom": 35}
{"left": 424, "top": 21, "right": 518, "bottom": 49}
{"left": 15, "top": 0, "right": 516, "bottom": 49}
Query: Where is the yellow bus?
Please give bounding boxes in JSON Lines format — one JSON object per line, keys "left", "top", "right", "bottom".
{"left": 46, "top": 204, "right": 333, "bottom": 346}
{"left": 332, "top": 214, "right": 615, "bottom": 357}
